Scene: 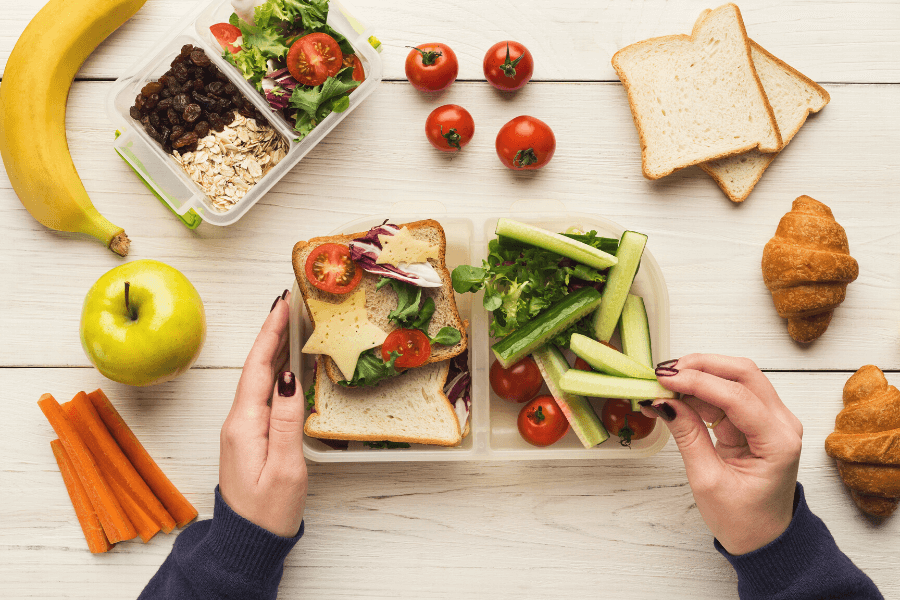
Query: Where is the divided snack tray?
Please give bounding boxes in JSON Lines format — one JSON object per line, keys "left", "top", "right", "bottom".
{"left": 290, "top": 204, "right": 671, "bottom": 462}
{"left": 107, "top": 0, "right": 382, "bottom": 227}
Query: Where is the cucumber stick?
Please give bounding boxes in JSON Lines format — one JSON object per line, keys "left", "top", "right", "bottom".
{"left": 532, "top": 346, "right": 609, "bottom": 448}
{"left": 491, "top": 287, "right": 602, "bottom": 368}
{"left": 619, "top": 294, "right": 652, "bottom": 368}
{"left": 593, "top": 231, "right": 648, "bottom": 342}
{"left": 569, "top": 333, "right": 656, "bottom": 380}
{"left": 495, "top": 219, "right": 618, "bottom": 270}
{"left": 558, "top": 370, "right": 676, "bottom": 400}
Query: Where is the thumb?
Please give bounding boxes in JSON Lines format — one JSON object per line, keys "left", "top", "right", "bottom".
{"left": 641, "top": 399, "right": 722, "bottom": 487}
{"left": 266, "top": 371, "right": 305, "bottom": 468}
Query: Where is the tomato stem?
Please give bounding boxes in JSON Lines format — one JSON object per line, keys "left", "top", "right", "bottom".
{"left": 530, "top": 405, "right": 546, "bottom": 424}
{"left": 618, "top": 415, "right": 635, "bottom": 448}
{"left": 440, "top": 126, "right": 462, "bottom": 150}
{"left": 407, "top": 46, "right": 442, "bottom": 66}
{"left": 513, "top": 148, "right": 539, "bottom": 168}
{"left": 500, "top": 42, "right": 525, "bottom": 78}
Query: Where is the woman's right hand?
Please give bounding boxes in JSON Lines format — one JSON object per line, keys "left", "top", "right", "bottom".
{"left": 640, "top": 354, "right": 804, "bottom": 556}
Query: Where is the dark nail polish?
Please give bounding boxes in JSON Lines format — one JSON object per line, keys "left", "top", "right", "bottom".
{"left": 281, "top": 288, "right": 289, "bottom": 300}
{"left": 655, "top": 366, "right": 679, "bottom": 377}
{"left": 270, "top": 296, "right": 281, "bottom": 312}
{"left": 278, "top": 371, "right": 296, "bottom": 397}
{"left": 637, "top": 400, "right": 654, "bottom": 407}
{"left": 651, "top": 402, "right": 676, "bottom": 422}
{"left": 656, "top": 358, "right": 678, "bottom": 368}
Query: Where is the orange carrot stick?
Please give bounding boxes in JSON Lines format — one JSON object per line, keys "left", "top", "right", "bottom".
{"left": 105, "top": 474, "right": 162, "bottom": 543}
{"left": 50, "top": 439, "right": 113, "bottom": 554}
{"left": 38, "top": 394, "right": 136, "bottom": 543}
{"left": 87, "top": 389, "right": 198, "bottom": 527}
{"left": 65, "top": 393, "right": 176, "bottom": 534}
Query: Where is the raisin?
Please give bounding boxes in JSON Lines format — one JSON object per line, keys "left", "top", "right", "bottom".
{"left": 183, "top": 104, "right": 202, "bottom": 123}
{"left": 191, "top": 91, "right": 215, "bottom": 110}
{"left": 181, "top": 44, "right": 194, "bottom": 56}
{"left": 173, "top": 64, "right": 189, "bottom": 83}
{"left": 190, "top": 79, "right": 205, "bottom": 92}
{"left": 157, "top": 96, "right": 173, "bottom": 111}
{"left": 160, "top": 88, "right": 173, "bottom": 99}
{"left": 223, "top": 82, "right": 236, "bottom": 95}
{"left": 129, "top": 106, "right": 142, "bottom": 120}
{"left": 208, "top": 112, "right": 225, "bottom": 132}
{"left": 188, "top": 50, "right": 209, "bottom": 67}
{"left": 166, "top": 76, "right": 181, "bottom": 91}
{"left": 141, "top": 115, "right": 151, "bottom": 128}
{"left": 141, "top": 81, "right": 164, "bottom": 97}
{"left": 163, "top": 142, "right": 173, "bottom": 154}
{"left": 221, "top": 109, "right": 235, "bottom": 125}
{"left": 159, "top": 126, "right": 171, "bottom": 144}
{"left": 171, "top": 125, "right": 185, "bottom": 140}
{"left": 134, "top": 94, "right": 144, "bottom": 111}
{"left": 230, "top": 93, "right": 242, "bottom": 106}
{"left": 149, "top": 112, "right": 161, "bottom": 127}
{"left": 193, "top": 121, "right": 210, "bottom": 138}
{"left": 172, "top": 93, "right": 189, "bottom": 113}
{"left": 239, "top": 105, "right": 254, "bottom": 118}
{"left": 172, "top": 132, "right": 198, "bottom": 149}
{"left": 207, "top": 81, "right": 224, "bottom": 95}
{"left": 143, "top": 93, "right": 160, "bottom": 110}
{"left": 145, "top": 123, "right": 159, "bottom": 139}
{"left": 216, "top": 69, "right": 229, "bottom": 81}
{"left": 167, "top": 108, "right": 181, "bottom": 125}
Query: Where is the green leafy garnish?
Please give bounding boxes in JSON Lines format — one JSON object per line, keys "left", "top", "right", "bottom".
{"left": 363, "top": 440, "right": 411, "bottom": 449}
{"left": 380, "top": 278, "right": 460, "bottom": 345}
{"left": 339, "top": 349, "right": 401, "bottom": 387}
{"left": 289, "top": 68, "right": 360, "bottom": 140}
{"left": 304, "top": 383, "right": 316, "bottom": 411}
{"left": 430, "top": 327, "right": 462, "bottom": 346}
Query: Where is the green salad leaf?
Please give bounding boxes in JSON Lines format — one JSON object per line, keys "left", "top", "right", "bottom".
{"left": 304, "top": 383, "right": 316, "bottom": 411}
{"left": 340, "top": 349, "right": 401, "bottom": 388}
{"left": 364, "top": 440, "right": 411, "bottom": 449}
{"left": 289, "top": 67, "right": 360, "bottom": 139}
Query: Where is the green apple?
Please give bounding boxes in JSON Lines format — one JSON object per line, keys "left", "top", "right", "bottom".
{"left": 80, "top": 260, "right": 206, "bottom": 387}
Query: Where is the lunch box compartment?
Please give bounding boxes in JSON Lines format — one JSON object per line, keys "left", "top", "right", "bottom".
{"left": 289, "top": 204, "right": 672, "bottom": 462}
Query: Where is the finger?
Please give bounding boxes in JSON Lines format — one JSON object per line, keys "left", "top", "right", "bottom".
{"left": 265, "top": 371, "right": 306, "bottom": 473}
{"left": 642, "top": 399, "right": 724, "bottom": 490}
{"left": 657, "top": 368, "right": 790, "bottom": 455}
{"left": 681, "top": 396, "right": 746, "bottom": 449}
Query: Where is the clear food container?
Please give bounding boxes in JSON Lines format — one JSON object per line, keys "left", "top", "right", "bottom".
{"left": 289, "top": 201, "right": 672, "bottom": 461}
{"left": 108, "top": 0, "right": 382, "bottom": 227}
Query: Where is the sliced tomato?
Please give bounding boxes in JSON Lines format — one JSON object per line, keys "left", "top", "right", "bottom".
{"left": 287, "top": 33, "right": 343, "bottom": 86}
{"left": 304, "top": 243, "right": 362, "bottom": 294}
{"left": 382, "top": 329, "right": 431, "bottom": 368}
{"left": 573, "top": 357, "right": 593, "bottom": 372}
{"left": 344, "top": 54, "right": 365, "bottom": 83}
{"left": 210, "top": 23, "right": 243, "bottom": 54}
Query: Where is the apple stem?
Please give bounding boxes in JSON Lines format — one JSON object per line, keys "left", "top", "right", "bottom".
{"left": 124, "top": 281, "right": 137, "bottom": 321}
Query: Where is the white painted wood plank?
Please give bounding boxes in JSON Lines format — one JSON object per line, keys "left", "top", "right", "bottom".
{"left": 1, "top": 81, "right": 898, "bottom": 370}
{"left": 1, "top": 0, "right": 899, "bottom": 83}
{"left": 1, "top": 368, "right": 897, "bottom": 598}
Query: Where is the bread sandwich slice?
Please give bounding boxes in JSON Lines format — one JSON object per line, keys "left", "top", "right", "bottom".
{"left": 292, "top": 219, "right": 467, "bottom": 386}
{"left": 700, "top": 40, "right": 830, "bottom": 202}
{"left": 612, "top": 3, "right": 783, "bottom": 180}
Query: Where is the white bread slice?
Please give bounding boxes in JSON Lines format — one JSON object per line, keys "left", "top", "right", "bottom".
{"left": 611, "top": 4, "right": 783, "bottom": 180}
{"left": 292, "top": 219, "right": 467, "bottom": 384}
{"left": 700, "top": 40, "right": 830, "bottom": 202}
{"left": 305, "top": 359, "right": 463, "bottom": 446}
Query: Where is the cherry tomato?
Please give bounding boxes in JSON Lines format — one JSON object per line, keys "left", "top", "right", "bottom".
{"left": 344, "top": 54, "right": 366, "bottom": 84}
{"left": 495, "top": 116, "right": 556, "bottom": 170}
{"left": 287, "top": 33, "right": 343, "bottom": 87}
{"left": 405, "top": 43, "right": 458, "bottom": 92}
{"left": 518, "top": 395, "right": 569, "bottom": 447}
{"left": 304, "top": 243, "right": 363, "bottom": 294}
{"left": 425, "top": 104, "right": 474, "bottom": 152}
{"left": 573, "top": 357, "right": 593, "bottom": 372}
{"left": 483, "top": 41, "right": 534, "bottom": 91}
{"left": 382, "top": 329, "right": 431, "bottom": 368}
{"left": 210, "top": 23, "right": 243, "bottom": 54}
{"left": 601, "top": 399, "right": 656, "bottom": 447}
{"left": 490, "top": 357, "right": 543, "bottom": 403}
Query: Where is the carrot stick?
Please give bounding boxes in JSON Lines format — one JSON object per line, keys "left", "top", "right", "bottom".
{"left": 64, "top": 393, "right": 176, "bottom": 534}
{"left": 105, "top": 474, "right": 162, "bottom": 543}
{"left": 38, "top": 394, "right": 136, "bottom": 543}
{"left": 50, "top": 439, "right": 113, "bottom": 553}
{"left": 87, "top": 389, "right": 198, "bottom": 527}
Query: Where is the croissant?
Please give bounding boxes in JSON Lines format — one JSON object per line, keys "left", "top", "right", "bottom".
{"left": 761, "top": 196, "right": 859, "bottom": 343}
{"left": 825, "top": 365, "right": 900, "bottom": 517}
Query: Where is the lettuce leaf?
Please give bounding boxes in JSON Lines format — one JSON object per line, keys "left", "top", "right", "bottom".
{"left": 339, "top": 349, "right": 401, "bottom": 387}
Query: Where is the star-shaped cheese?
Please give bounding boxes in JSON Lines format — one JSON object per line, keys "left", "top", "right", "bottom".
{"left": 376, "top": 226, "right": 439, "bottom": 266}
{"left": 302, "top": 289, "right": 388, "bottom": 379}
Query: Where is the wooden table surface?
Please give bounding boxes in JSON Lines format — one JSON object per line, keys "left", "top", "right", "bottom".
{"left": 2, "top": 0, "right": 899, "bottom": 598}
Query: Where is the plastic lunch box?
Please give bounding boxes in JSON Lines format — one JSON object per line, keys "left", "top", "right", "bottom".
{"left": 289, "top": 201, "right": 672, "bottom": 462}
{"left": 108, "top": 0, "right": 382, "bottom": 228}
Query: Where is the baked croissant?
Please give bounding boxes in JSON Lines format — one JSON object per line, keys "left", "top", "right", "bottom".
{"left": 761, "top": 196, "right": 859, "bottom": 343}
{"left": 825, "top": 365, "right": 900, "bottom": 517}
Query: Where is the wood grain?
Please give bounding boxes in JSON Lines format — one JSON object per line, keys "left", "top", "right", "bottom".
{"left": 2, "top": 0, "right": 899, "bottom": 83}
{"left": 1, "top": 82, "right": 898, "bottom": 370}
{"left": 2, "top": 368, "right": 897, "bottom": 599}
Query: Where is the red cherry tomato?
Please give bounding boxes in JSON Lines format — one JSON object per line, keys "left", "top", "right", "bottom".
{"left": 483, "top": 41, "right": 534, "bottom": 91}
{"left": 304, "top": 243, "right": 363, "bottom": 294}
{"left": 573, "top": 357, "right": 593, "bottom": 372}
{"left": 210, "top": 23, "right": 243, "bottom": 54}
{"left": 490, "top": 357, "right": 543, "bottom": 403}
{"left": 518, "top": 395, "right": 569, "bottom": 447}
{"left": 382, "top": 329, "right": 431, "bottom": 368}
{"left": 344, "top": 54, "right": 366, "bottom": 84}
{"left": 601, "top": 399, "right": 656, "bottom": 447}
{"left": 405, "top": 43, "right": 458, "bottom": 92}
{"left": 425, "top": 104, "right": 474, "bottom": 152}
{"left": 495, "top": 116, "right": 556, "bottom": 170}
{"left": 287, "top": 33, "right": 343, "bottom": 87}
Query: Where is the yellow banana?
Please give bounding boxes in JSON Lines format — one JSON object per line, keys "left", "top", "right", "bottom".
{"left": 0, "top": 0, "right": 147, "bottom": 256}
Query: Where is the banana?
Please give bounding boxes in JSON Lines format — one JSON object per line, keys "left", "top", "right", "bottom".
{"left": 0, "top": 0, "right": 147, "bottom": 256}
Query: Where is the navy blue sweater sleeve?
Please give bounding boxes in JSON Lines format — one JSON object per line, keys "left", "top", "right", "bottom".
{"left": 138, "top": 486, "right": 303, "bottom": 600}
{"left": 715, "top": 482, "right": 882, "bottom": 600}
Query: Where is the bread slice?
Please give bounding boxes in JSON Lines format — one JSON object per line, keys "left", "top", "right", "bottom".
{"left": 611, "top": 4, "right": 782, "bottom": 180}
{"left": 305, "top": 359, "right": 463, "bottom": 446}
{"left": 292, "top": 219, "right": 468, "bottom": 384}
{"left": 700, "top": 41, "right": 830, "bottom": 202}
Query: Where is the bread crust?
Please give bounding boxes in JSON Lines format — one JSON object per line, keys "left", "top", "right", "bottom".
{"left": 292, "top": 219, "right": 468, "bottom": 384}
{"left": 611, "top": 4, "right": 783, "bottom": 180}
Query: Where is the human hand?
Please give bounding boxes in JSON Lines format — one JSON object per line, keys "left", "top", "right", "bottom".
{"left": 219, "top": 292, "right": 307, "bottom": 538}
{"left": 640, "top": 354, "right": 803, "bottom": 555}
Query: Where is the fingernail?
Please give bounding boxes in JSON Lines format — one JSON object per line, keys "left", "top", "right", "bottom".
{"left": 270, "top": 296, "right": 281, "bottom": 312}
{"left": 656, "top": 366, "right": 679, "bottom": 377}
{"left": 651, "top": 402, "right": 676, "bottom": 422}
{"left": 278, "top": 371, "right": 296, "bottom": 397}
{"left": 281, "top": 288, "right": 289, "bottom": 300}
{"left": 637, "top": 400, "right": 654, "bottom": 407}
{"left": 657, "top": 358, "right": 678, "bottom": 368}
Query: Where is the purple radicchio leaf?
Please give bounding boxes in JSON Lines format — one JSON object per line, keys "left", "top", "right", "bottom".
{"left": 444, "top": 349, "right": 471, "bottom": 430}
{"left": 349, "top": 223, "right": 442, "bottom": 288}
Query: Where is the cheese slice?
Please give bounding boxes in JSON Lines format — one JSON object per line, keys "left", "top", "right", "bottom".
{"left": 376, "top": 226, "right": 439, "bottom": 266}
{"left": 302, "top": 289, "right": 388, "bottom": 380}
